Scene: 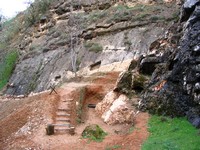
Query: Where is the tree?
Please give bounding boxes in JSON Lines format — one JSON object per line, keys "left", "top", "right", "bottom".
{"left": 68, "top": 2, "right": 82, "bottom": 76}
{"left": 70, "top": 34, "right": 79, "bottom": 76}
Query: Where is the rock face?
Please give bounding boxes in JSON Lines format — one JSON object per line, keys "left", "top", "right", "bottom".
{"left": 114, "top": 70, "right": 148, "bottom": 95}
{"left": 0, "top": 0, "right": 179, "bottom": 95}
{"left": 95, "top": 91, "right": 135, "bottom": 125}
{"left": 140, "top": 1, "right": 200, "bottom": 128}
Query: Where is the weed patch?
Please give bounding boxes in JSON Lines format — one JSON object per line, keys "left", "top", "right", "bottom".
{"left": 142, "top": 115, "right": 200, "bottom": 150}
{"left": 84, "top": 42, "right": 103, "bottom": 53}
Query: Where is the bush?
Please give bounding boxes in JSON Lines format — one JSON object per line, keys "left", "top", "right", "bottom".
{"left": 0, "top": 50, "right": 18, "bottom": 90}
{"left": 82, "top": 124, "right": 107, "bottom": 142}
{"left": 84, "top": 42, "right": 103, "bottom": 53}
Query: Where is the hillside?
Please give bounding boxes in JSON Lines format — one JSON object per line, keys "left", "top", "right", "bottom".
{"left": 2, "top": 0, "right": 200, "bottom": 149}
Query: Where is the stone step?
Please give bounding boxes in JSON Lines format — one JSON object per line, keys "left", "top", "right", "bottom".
{"left": 56, "top": 121, "right": 71, "bottom": 125}
{"left": 56, "top": 118, "right": 71, "bottom": 122}
{"left": 61, "top": 98, "right": 73, "bottom": 101}
{"left": 56, "top": 115, "right": 70, "bottom": 119}
{"left": 54, "top": 126, "right": 75, "bottom": 133}
{"left": 54, "top": 125, "right": 71, "bottom": 131}
{"left": 54, "top": 128, "right": 70, "bottom": 132}
{"left": 53, "top": 123, "right": 71, "bottom": 127}
{"left": 57, "top": 108, "right": 71, "bottom": 112}
{"left": 56, "top": 112, "right": 71, "bottom": 116}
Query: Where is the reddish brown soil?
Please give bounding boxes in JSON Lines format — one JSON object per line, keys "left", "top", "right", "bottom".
{"left": 0, "top": 71, "right": 149, "bottom": 150}
{"left": 55, "top": 112, "right": 149, "bottom": 150}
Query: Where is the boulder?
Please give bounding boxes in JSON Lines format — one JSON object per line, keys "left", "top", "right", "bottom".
{"left": 114, "top": 71, "right": 133, "bottom": 95}
{"left": 96, "top": 93, "right": 135, "bottom": 125}
{"left": 95, "top": 91, "right": 118, "bottom": 116}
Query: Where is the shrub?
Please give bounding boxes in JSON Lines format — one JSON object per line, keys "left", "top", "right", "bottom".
{"left": 82, "top": 124, "right": 107, "bottom": 142}
{"left": 84, "top": 42, "right": 103, "bottom": 53}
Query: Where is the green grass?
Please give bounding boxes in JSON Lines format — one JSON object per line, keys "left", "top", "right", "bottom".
{"left": 0, "top": 50, "right": 18, "bottom": 90}
{"left": 142, "top": 115, "right": 200, "bottom": 150}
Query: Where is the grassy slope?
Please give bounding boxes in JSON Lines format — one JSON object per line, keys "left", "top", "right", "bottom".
{"left": 142, "top": 115, "right": 200, "bottom": 150}
{"left": 0, "top": 51, "right": 18, "bottom": 90}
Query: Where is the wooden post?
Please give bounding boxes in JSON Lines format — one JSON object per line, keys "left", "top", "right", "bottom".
{"left": 69, "top": 127, "right": 75, "bottom": 135}
{"left": 46, "top": 124, "right": 54, "bottom": 135}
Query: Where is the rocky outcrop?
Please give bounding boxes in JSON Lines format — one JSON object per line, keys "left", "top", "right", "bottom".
{"left": 95, "top": 91, "right": 135, "bottom": 125}
{"left": 114, "top": 70, "right": 148, "bottom": 95}
{"left": 140, "top": 1, "right": 200, "bottom": 128}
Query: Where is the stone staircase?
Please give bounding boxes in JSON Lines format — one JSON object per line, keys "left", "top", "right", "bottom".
{"left": 54, "top": 97, "right": 75, "bottom": 135}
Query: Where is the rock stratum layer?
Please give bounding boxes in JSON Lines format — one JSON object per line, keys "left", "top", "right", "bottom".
{"left": 0, "top": 0, "right": 179, "bottom": 95}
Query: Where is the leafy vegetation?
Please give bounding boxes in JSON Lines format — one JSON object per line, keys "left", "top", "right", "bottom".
{"left": 84, "top": 42, "right": 103, "bottom": 53}
{"left": 0, "top": 50, "right": 18, "bottom": 90}
{"left": 82, "top": 124, "right": 107, "bottom": 142}
{"left": 142, "top": 115, "right": 200, "bottom": 150}
{"left": 24, "top": 0, "right": 53, "bottom": 27}
{"left": 1, "top": 18, "right": 22, "bottom": 43}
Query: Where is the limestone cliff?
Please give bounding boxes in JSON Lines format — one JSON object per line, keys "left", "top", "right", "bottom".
{"left": 0, "top": 0, "right": 179, "bottom": 95}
